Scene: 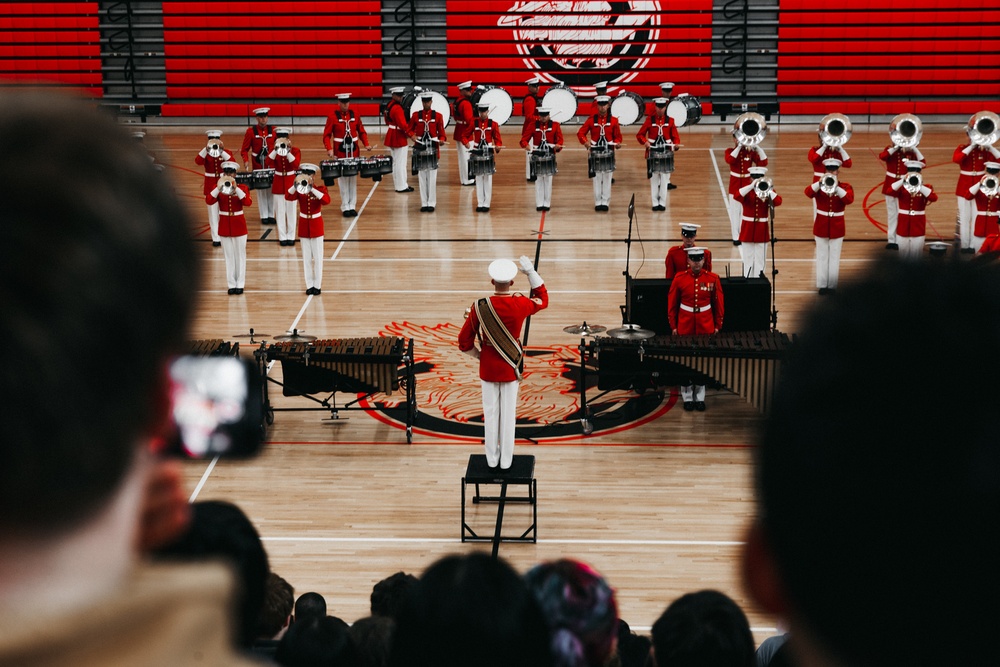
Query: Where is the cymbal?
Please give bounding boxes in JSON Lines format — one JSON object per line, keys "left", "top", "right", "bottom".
{"left": 607, "top": 324, "right": 655, "bottom": 340}
{"left": 232, "top": 328, "right": 270, "bottom": 338}
{"left": 563, "top": 321, "right": 606, "bottom": 336}
{"left": 274, "top": 329, "right": 317, "bottom": 342}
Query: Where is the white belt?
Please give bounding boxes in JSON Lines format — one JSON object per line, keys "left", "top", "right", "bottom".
{"left": 204, "top": 172, "right": 220, "bottom": 178}
{"left": 816, "top": 210, "right": 845, "bottom": 217}
{"left": 388, "top": 125, "right": 401, "bottom": 130}
{"left": 334, "top": 137, "right": 354, "bottom": 143}
{"left": 813, "top": 172, "right": 825, "bottom": 178}
{"left": 741, "top": 216, "right": 764, "bottom": 222}
{"left": 886, "top": 170, "right": 904, "bottom": 178}
{"left": 278, "top": 171, "right": 297, "bottom": 176}
{"left": 680, "top": 303, "right": 711, "bottom": 313}
{"left": 299, "top": 212, "right": 322, "bottom": 219}
{"left": 961, "top": 170, "right": 984, "bottom": 176}
{"left": 982, "top": 211, "right": 1000, "bottom": 217}
{"left": 730, "top": 171, "right": 749, "bottom": 179}
{"left": 219, "top": 210, "right": 244, "bottom": 216}
{"left": 903, "top": 209, "right": 927, "bottom": 215}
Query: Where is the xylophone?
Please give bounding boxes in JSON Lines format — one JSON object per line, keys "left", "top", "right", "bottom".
{"left": 581, "top": 330, "right": 792, "bottom": 414}
{"left": 259, "top": 336, "right": 417, "bottom": 442}
{"left": 185, "top": 338, "right": 239, "bottom": 357}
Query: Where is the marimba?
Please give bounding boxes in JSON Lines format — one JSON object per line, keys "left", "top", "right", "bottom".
{"left": 260, "top": 336, "right": 417, "bottom": 442}
{"left": 185, "top": 338, "right": 239, "bottom": 357}
{"left": 580, "top": 330, "right": 792, "bottom": 416}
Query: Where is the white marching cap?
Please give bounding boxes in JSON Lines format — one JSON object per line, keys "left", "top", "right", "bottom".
{"left": 927, "top": 241, "right": 951, "bottom": 256}
{"left": 389, "top": 86, "right": 405, "bottom": 94}
{"left": 985, "top": 161, "right": 1000, "bottom": 171}
{"left": 477, "top": 102, "right": 491, "bottom": 111}
{"left": 420, "top": 91, "right": 434, "bottom": 100}
{"left": 660, "top": 82, "right": 675, "bottom": 90}
{"left": 595, "top": 95, "right": 611, "bottom": 103}
{"left": 253, "top": 107, "right": 270, "bottom": 115}
{"left": 749, "top": 166, "right": 768, "bottom": 175}
{"left": 457, "top": 80, "right": 473, "bottom": 90}
{"left": 525, "top": 77, "right": 540, "bottom": 85}
{"left": 823, "top": 158, "right": 843, "bottom": 168}
{"left": 276, "top": 127, "right": 292, "bottom": 135}
{"left": 685, "top": 246, "right": 707, "bottom": 257}
{"left": 653, "top": 97, "right": 667, "bottom": 105}
{"left": 336, "top": 93, "right": 352, "bottom": 100}
{"left": 221, "top": 161, "right": 239, "bottom": 171}
{"left": 904, "top": 159, "right": 924, "bottom": 170}
{"left": 594, "top": 81, "right": 609, "bottom": 89}
{"left": 299, "top": 163, "right": 319, "bottom": 174}
{"left": 536, "top": 107, "right": 551, "bottom": 115}
{"left": 488, "top": 259, "right": 518, "bottom": 283}
{"left": 206, "top": 129, "right": 223, "bottom": 138}
{"left": 132, "top": 131, "right": 146, "bottom": 140}
{"left": 679, "top": 223, "right": 701, "bottom": 233}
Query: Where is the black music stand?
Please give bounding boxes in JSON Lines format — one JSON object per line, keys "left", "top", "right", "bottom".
{"left": 462, "top": 454, "right": 537, "bottom": 557}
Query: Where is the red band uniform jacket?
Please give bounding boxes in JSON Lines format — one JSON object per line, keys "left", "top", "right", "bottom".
{"left": 286, "top": 184, "right": 332, "bottom": 238}
{"left": 806, "top": 181, "right": 855, "bottom": 239}
{"left": 206, "top": 184, "right": 252, "bottom": 236}
{"left": 668, "top": 270, "right": 725, "bottom": 335}
{"left": 458, "top": 285, "right": 549, "bottom": 383}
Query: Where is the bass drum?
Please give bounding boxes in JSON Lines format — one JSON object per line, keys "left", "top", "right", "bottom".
{"left": 610, "top": 90, "right": 645, "bottom": 126}
{"left": 667, "top": 94, "right": 702, "bottom": 127}
{"left": 405, "top": 90, "right": 451, "bottom": 127}
{"left": 472, "top": 85, "right": 513, "bottom": 125}
{"left": 542, "top": 85, "right": 578, "bottom": 123}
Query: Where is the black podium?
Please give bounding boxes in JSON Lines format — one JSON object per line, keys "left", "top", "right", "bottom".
{"left": 461, "top": 455, "right": 537, "bottom": 549}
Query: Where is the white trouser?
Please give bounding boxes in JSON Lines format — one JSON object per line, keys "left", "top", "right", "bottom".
{"left": 728, "top": 195, "right": 741, "bottom": 240}
{"left": 300, "top": 236, "right": 324, "bottom": 289}
{"left": 592, "top": 171, "right": 612, "bottom": 206}
{"left": 481, "top": 379, "right": 519, "bottom": 469}
{"left": 337, "top": 175, "right": 357, "bottom": 211}
{"left": 457, "top": 142, "right": 472, "bottom": 185}
{"left": 815, "top": 236, "right": 843, "bottom": 289}
{"left": 973, "top": 235, "right": 987, "bottom": 252}
{"left": 206, "top": 203, "right": 220, "bottom": 242}
{"left": 885, "top": 195, "right": 899, "bottom": 243}
{"left": 476, "top": 174, "right": 493, "bottom": 207}
{"left": 535, "top": 174, "right": 553, "bottom": 207}
{"left": 273, "top": 195, "right": 296, "bottom": 241}
{"left": 525, "top": 149, "right": 532, "bottom": 179}
{"left": 391, "top": 146, "right": 408, "bottom": 190}
{"left": 650, "top": 172, "right": 670, "bottom": 207}
{"left": 740, "top": 242, "right": 767, "bottom": 278}
{"left": 255, "top": 184, "right": 274, "bottom": 219}
{"left": 418, "top": 167, "right": 438, "bottom": 207}
{"left": 957, "top": 197, "right": 974, "bottom": 248}
{"left": 898, "top": 235, "right": 925, "bottom": 260}
{"left": 681, "top": 385, "right": 706, "bottom": 402}
{"left": 220, "top": 235, "right": 247, "bottom": 288}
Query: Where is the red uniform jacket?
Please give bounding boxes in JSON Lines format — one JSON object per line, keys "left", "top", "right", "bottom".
{"left": 458, "top": 285, "right": 549, "bottom": 383}
{"left": 891, "top": 181, "right": 938, "bottom": 237}
{"left": 469, "top": 118, "right": 503, "bottom": 150}
{"left": 240, "top": 124, "right": 274, "bottom": 169}
{"left": 808, "top": 145, "right": 852, "bottom": 182}
{"left": 205, "top": 184, "right": 251, "bottom": 236}
{"left": 806, "top": 181, "right": 855, "bottom": 239}
{"left": 323, "top": 110, "right": 369, "bottom": 158}
{"left": 953, "top": 144, "right": 1000, "bottom": 198}
{"left": 409, "top": 109, "right": 447, "bottom": 157}
{"left": 285, "top": 184, "right": 331, "bottom": 238}
{"left": 668, "top": 269, "right": 724, "bottom": 335}
{"left": 520, "top": 120, "right": 564, "bottom": 150}
{"left": 665, "top": 246, "right": 712, "bottom": 279}
{"left": 453, "top": 95, "right": 474, "bottom": 144}
{"left": 521, "top": 92, "right": 539, "bottom": 131}
{"left": 972, "top": 186, "right": 1000, "bottom": 237}
{"left": 577, "top": 113, "right": 622, "bottom": 146}
{"left": 383, "top": 100, "right": 413, "bottom": 148}
{"left": 979, "top": 234, "right": 1000, "bottom": 254}
{"left": 195, "top": 149, "right": 234, "bottom": 196}
{"left": 636, "top": 114, "right": 679, "bottom": 157}
{"left": 724, "top": 145, "right": 767, "bottom": 197}
{"left": 735, "top": 186, "right": 782, "bottom": 243}
{"left": 266, "top": 146, "right": 302, "bottom": 196}
{"left": 878, "top": 145, "right": 922, "bottom": 197}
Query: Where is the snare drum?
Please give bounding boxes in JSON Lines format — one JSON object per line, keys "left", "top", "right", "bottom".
{"left": 359, "top": 157, "right": 382, "bottom": 179}
{"left": 590, "top": 148, "right": 616, "bottom": 173}
{"left": 610, "top": 90, "right": 645, "bottom": 126}
{"left": 667, "top": 94, "right": 702, "bottom": 127}
{"left": 251, "top": 168, "right": 274, "bottom": 189}
{"left": 471, "top": 85, "right": 514, "bottom": 125}
{"left": 338, "top": 157, "right": 360, "bottom": 177}
{"left": 531, "top": 151, "right": 557, "bottom": 176}
{"left": 412, "top": 148, "right": 439, "bottom": 172}
{"left": 234, "top": 171, "right": 253, "bottom": 186}
{"left": 647, "top": 149, "right": 675, "bottom": 174}
{"left": 405, "top": 90, "right": 451, "bottom": 127}
{"left": 469, "top": 152, "right": 496, "bottom": 177}
{"left": 320, "top": 159, "right": 341, "bottom": 185}
{"left": 376, "top": 154, "right": 393, "bottom": 175}
{"left": 542, "top": 85, "right": 578, "bottom": 123}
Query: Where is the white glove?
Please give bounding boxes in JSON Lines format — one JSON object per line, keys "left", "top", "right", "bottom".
{"left": 891, "top": 178, "right": 904, "bottom": 191}
{"left": 838, "top": 148, "right": 850, "bottom": 161}
{"left": 835, "top": 186, "right": 847, "bottom": 198}
{"left": 811, "top": 181, "right": 820, "bottom": 192}
{"left": 312, "top": 187, "right": 325, "bottom": 199}
{"left": 913, "top": 148, "right": 924, "bottom": 160}
{"left": 235, "top": 187, "right": 246, "bottom": 200}
{"left": 739, "top": 183, "right": 754, "bottom": 196}
{"left": 518, "top": 256, "right": 534, "bottom": 274}
{"left": 887, "top": 145, "right": 898, "bottom": 155}
{"left": 730, "top": 146, "right": 741, "bottom": 158}
{"left": 919, "top": 185, "right": 932, "bottom": 197}
{"left": 210, "top": 187, "right": 220, "bottom": 197}
{"left": 268, "top": 150, "right": 277, "bottom": 159}
{"left": 990, "top": 146, "right": 1000, "bottom": 158}
{"left": 756, "top": 147, "right": 767, "bottom": 160}
{"left": 198, "top": 148, "right": 207, "bottom": 158}
{"left": 519, "top": 255, "right": 543, "bottom": 289}
{"left": 767, "top": 189, "right": 777, "bottom": 200}
{"left": 970, "top": 182, "right": 982, "bottom": 195}
{"left": 287, "top": 153, "right": 297, "bottom": 162}
{"left": 963, "top": 144, "right": 975, "bottom": 155}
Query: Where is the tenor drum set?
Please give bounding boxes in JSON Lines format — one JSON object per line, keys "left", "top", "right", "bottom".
{"left": 403, "top": 89, "right": 451, "bottom": 127}
{"left": 589, "top": 147, "right": 616, "bottom": 174}
{"left": 666, "top": 93, "right": 702, "bottom": 127}
{"left": 542, "top": 83, "right": 578, "bottom": 123}
{"left": 319, "top": 156, "right": 392, "bottom": 185}
{"left": 610, "top": 90, "right": 646, "bottom": 126}
{"left": 411, "top": 143, "right": 438, "bottom": 173}
{"left": 234, "top": 168, "right": 274, "bottom": 189}
{"left": 471, "top": 85, "right": 514, "bottom": 125}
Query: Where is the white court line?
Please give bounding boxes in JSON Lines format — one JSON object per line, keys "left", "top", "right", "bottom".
{"left": 189, "top": 456, "right": 219, "bottom": 502}
{"left": 708, "top": 147, "right": 731, "bottom": 207}
{"left": 261, "top": 536, "right": 743, "bottom": 546}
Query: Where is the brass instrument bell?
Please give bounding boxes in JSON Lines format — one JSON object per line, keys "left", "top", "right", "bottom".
{"left": 968, "top": 111, "right": 1000, "bottom": 147}
{"left": 889, "top": 113, "right": 922, "bottom": 148}
{"left": 819, "top": 113, "right": 852, "bottom": 147}
{"left": 733, "top": 112, "right": 767, "bottom": 147}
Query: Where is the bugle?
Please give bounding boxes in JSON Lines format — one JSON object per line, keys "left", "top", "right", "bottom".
{"left": 981, "top": 173, "right": 1000, "bottom": 197}
{"left": 754, "top": 176, "right": 774, "bottom": 197}
{"left": 820, "top": 173, "right": 839, "bottom": 195}
{"left": 903, "top": 172, "right": 922, "bottom": 195}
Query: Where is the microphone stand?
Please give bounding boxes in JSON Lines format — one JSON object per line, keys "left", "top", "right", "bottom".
{"left": 767, "top": 196, "right": 779, "bottom": 331}
{"left": 622, "top": 193, "right": 636, "bottom": 325}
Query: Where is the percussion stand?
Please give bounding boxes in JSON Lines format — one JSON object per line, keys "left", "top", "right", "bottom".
{"left": 767, "top": 198, "right": 780, "bottom": 330}
{"left": 621, "top": 194, "right": 637, "bottom": 325}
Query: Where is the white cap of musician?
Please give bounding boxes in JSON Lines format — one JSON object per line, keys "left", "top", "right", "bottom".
{"left": 986, "top": 161, "right": 1000, "bottom": 172}
{"left": 685, "top": 246, "right": 707, "bottom": 260}
{"left": 457, "top": 80, "right": 473, "bottom": 90}
{"left": 221, "top": 161, "right": 239, "bottom": 172}
{"left": 389, "top": 86, "right": 405, "bottom": 95}
{"left": 253, "top": 107, "right": 270, "bottom": 116}
{"left": 299, "top": 163, "right": 319, "bottom": 175}
{"left": 904, "top": 159, "right": 924, "bottom": 171}
{"left": 594, "top": 81, "right": 609, "bottom": 90}
{"left": 525, "top": 77, "right": 540, "bottom": 86}
{"left": 679, "top": 223, "right": 701, "bottom": 237}
{"left": 206, "top": 129, "right": 223, "bottom": 139}
{"left": 595, "top": 95, "right": 611, "bottom": 104}
{"left": 420, "top": 91, "right": 434, "bottom": 100}
{"left": 488, "top": 259, "right": 518, "bottom": 284}
{"left": 823, "top": 158, "right": 842, "bottom": 169}
{"left": 653, "top": 97, "right": 667, "bottom": 106}
{"left": 660, "top": 82, "right": 675, "bottom": 92}
{"left": 926, "top": 241, "right": 950, "bottom": 256}
{"left": 749, "top": 166, "right": 768, "bottom": 177}
{"left": 336, "top": 93, "right": 352, "bottom": 100}
{"left": 276, "top": 127, "right": 292, "bottom": 136}
{"left": 477, "top": 102, "right": 491, "bottom": 112}
{"left": 536, "top": 107, "right": 551, "bottom": 115}
{"left": 132, "top": 131, "right": 146, "bottom": 141}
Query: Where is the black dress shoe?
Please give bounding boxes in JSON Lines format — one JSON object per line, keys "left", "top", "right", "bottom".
{"left": 962, "top": 247, "right": 976, "bottom": 254}
{"left": 667, "top": 182, "right": 677, "bottom": 190}
{"left": 396, "top": 186, "right": 414, "bottom": 193}
{"left": 212, "top": 241, "right": 221, "bottom": 247}
{"left": 818, "top": 287, "right": 829, "bottom": 295}
{"left": 595, "top": 205, "right": 601, "bottom": 211}
{"left": 885, "top": 243, "right": 899, "bottom": 250}
{"left": 420, "top": 206, "right": 429, "bottom": 212}
{"left": 235, "top": 288, "right": 244, "bottom": 295}
{"left": 349, "top": 210, "right": 357, "bottom": 217}
{"left": 462, "top": 181, "right": 476, "bottom": 186}
{"left": 528, "top": 176, "right": 537, "bottom": 183}
{"left": 306, "top": 287, "right": 316, "bottom": 295}
{"left": 695, "top": 401, "right": 706, "bottom": 411}
{"left": 427, "top": 207, "right": 434, "bottom": 212}
{"left": 227, "top": 288, "right": 237, "bottom": 295}
{"left": 313, "top": 288, "right": 321, "bottom": 295}
{"left": 683, "top": 401, "right": 695, "bottom": 412}
{"left": 536, "top": 206, "right": 544, "bottom": 212}
{"left": 542, "top": 206, "right": 550, "bottom": 211}
{"left": 342, "top": 210, "right": 352, "bottom": 218}
{"left": 262, "top": 217, "right": 276, "bottom": 225}
{"left": 733, "top": 240, "right": 742, "bottom": 246}
{"left": 476, "top": 207, "right": 484, "bottom": 212}
{"left": 482, "top": 207, "right": 490, "bottom": 213}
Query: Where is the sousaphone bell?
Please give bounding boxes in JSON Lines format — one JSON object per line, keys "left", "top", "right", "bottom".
{"left": 733, "top": 112, "right": 767, "bottom": 147}
{"left": 968, "top": 110, "right": 1000, "bottom": 147}
{"left": 889, "top": 113, "right": 922, "bottom": 148}
{"left": 819, "top": 113, "right": 852, "bottom": 147}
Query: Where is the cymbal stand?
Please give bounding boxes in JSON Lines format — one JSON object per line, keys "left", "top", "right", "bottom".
{"left": 768, "top": 198, "right": 779, "bottom": 330}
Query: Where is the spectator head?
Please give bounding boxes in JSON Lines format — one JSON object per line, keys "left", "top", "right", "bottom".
{"left": 257, "top": 572, "right": 294, "bottom": 640}
{"left": 370, "top": 571, "right": 418, "bottom": 619}
{"left": 275, "top": 615, "right": 355, "bottom": 667}
{"left": 650, "top": 590, "right": 754, "bottom": 667}
{"left": 294, "top": 591, "right": 328, "bottom": 624}
{"left": 524, "top": 559, "right": 619, "bottom": 667}
{"left": 349, "top": 614, "right": 395, "bottom": 667}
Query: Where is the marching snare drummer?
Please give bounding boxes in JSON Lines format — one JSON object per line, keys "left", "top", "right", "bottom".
{"left": 667, "top": 247, "right": 724, "bottom": 412}
{"left": 970, "top": 162, "right": 1000, "bottom": 251}
{"left": 385, "top": 86, "right": 415, "bottom": 194}
{"left": 519, "top": 107, "right": 564, "bottom": 212}
{"left": 954, "top": 113, "right": 1000, "bottom": 253}
{"left": 879, "top": 115, "right": 924, "bottom": 251}
{"left": 194, "top": 129, "right": 232, "bottom": 247}
{"left": 586, "top": 81, "right": 610, "bottom": 117}
{"left": 322, "top": 93, "right": 371, "bottom": 218}
{"left": 806, "top": 159, "right": 855, "bottom": 295}
{"left": 206, "top": 161, "right": 251, "bottom": 295}
{"left": 408, "top": 91, "right": 448, "bottom": 213}
{"left": 454, "top": 80, "right": 476, "bottom": 186}
{"left": 266, "top": 127, "right": 301, "bottom": 246}
{"left": 240, "top": 106, "right": 276, "bottom": 225}
{"left": 636, "top": 97, "right": 680, "bottom": 211}
{"left": 285, "top": 164, "right": 331, "bottom": 295}
{"left": 468, "top": 102, "right": 503, "bottom": 213}
{"left": 891, "top": 160, "right": 938, "bottom": 260}
{"left": 665, "top": 223, "right": 712, "bottom": 279}
{"left": 522, "top": 77, "right": 541, "bottom": 181}
{"left": 735, "top": 166, "right": 782, "bottom": 278}
{"left": 725, "top": 115, "right": 768, "bottom": 245}
{"left": 577, "top": 95, "right": 622, "bottom": 212}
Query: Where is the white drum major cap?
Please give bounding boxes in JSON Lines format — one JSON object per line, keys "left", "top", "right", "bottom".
{"left": 488, "top": 259, "right": 518, "bottom": 283}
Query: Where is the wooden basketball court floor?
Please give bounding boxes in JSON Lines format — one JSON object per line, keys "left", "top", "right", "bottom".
{"left": 150, "top": 120, "right": 969, "bottom": 638}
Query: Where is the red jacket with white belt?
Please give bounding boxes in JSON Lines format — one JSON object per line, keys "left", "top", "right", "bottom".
{"left": 453, "top": 96, "right": 475, "bottom": 143}
{"left": 807, "top": 145, "right": 852, "bottom": 182}
{"left": 953, "top": 143, "right": 1000, "bottom": 198}
{"left": 240, "top": 125, "right": 274, "bottom": 170}
{"left": 195, "top": 150, "right": 233, "bottom": 196}
{"left": 667, "top": 269, "right": 724, "bottom": 335}
{"left": 323, "top": 110, "right": 369, "bottom": 158}
{"left": 972, "top": 185, "right": 1000, "bottom": 237}
{"left": 458, "top": 285, "right": 549, "bottom": 383}
{"left": 286, "top": 184, "right": 331, "bottom": 238}
{"left": 409, "top": 109, "right": 447, "bottom": 158}
{"left": 878, "top": 145, "right": 922, "bottom": 196}
{"left": 665, "top": 246, "right": 712, "bottom": 279}
{"left": 806, "top": 181, "right": 855, "bottom": 239}
{"left": 891, "top": 181, "right": 938, "bottom": 237}
{"left": 725, "top": 145, "right": 767, "bottom": 197}
{"left": 383, "top": 100, "right": 413, "bottom": 148}
{"left": 205, "top": 184, "right": 251, "bottom": 236}
{"left": 266, "top": 146, "right": 302, "bottom": 196}
{"left": 735, "top": 185, "right": 782, "bottom": 243}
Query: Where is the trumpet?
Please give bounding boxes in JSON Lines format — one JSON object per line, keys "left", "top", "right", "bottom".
{"left": 294, "top": 173, "right": 313, "bottom": 194}
{"left": 733, "top": 112, "right": 767, "bottom": 147}
{"left": 967, "top": 111, "right": 1000, "bottom": 147}
{"left": 820, "top": 173, "right": 839, "bottom": 195}
{"left": 276, "top": 139, "right": 290, "bottom": 157}
{"left": 819, "top": 113, "right": 852, "bottom": 147}
{"left": 754, "top": 176, "right": 774, "bottom": 197}
{"left": 218, "top": 175, "right": 236, "bottom": 195}
{"left": 903, "top": 172, "right": 923, "bottom": 195}
{"left": 889, "top": 113, "right": 922, "bottom": 148}
{"left": 981, "top": 173, "right": 1000, "bottom": 197}
{"left": 207, "top": 140, "right": 224, "bottom": 158}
